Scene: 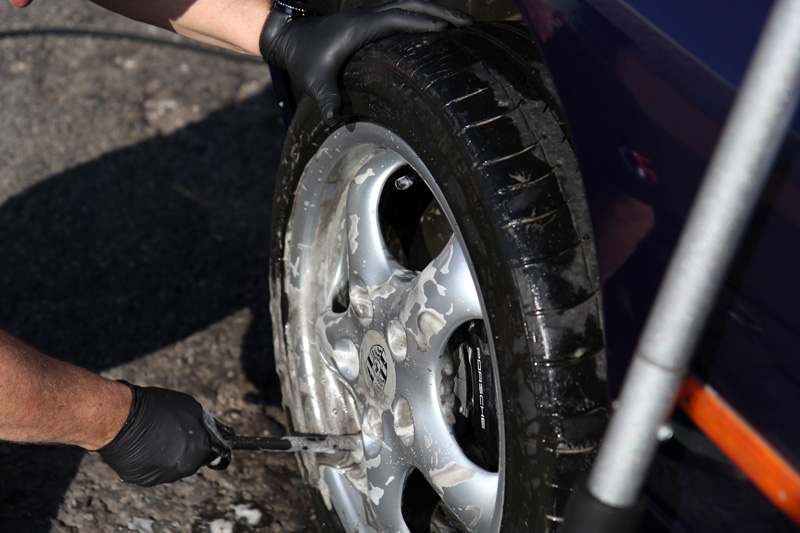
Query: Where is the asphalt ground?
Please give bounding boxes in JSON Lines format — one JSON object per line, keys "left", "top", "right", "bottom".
{"left": 0, "top": 1, "right": 318, "bottom": 531}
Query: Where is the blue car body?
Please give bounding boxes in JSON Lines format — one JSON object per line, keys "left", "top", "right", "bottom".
{"left": 513, "top": 0, "right": 800, "bottom": 530}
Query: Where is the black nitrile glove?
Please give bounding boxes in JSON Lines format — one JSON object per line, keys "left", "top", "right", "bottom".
{"left": 260, "top": 0, "right": 473, "bottom": 124}
{"left": 98, "top": 383, "right": 232, "bottom": 487}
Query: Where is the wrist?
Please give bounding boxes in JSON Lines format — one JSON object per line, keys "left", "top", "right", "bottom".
{"left": 87, "top": 379, "right": 133, "bottom": 451}
{"left": 259, "top": 0, "right": 314, "bottom": 65}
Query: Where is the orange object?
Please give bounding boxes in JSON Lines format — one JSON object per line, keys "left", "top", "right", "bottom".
{"left": 677, "top": 376, "right": 800, "bottom": 527}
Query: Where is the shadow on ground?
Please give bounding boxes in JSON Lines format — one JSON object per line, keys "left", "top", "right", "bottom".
{"left": 0, "top": 88, "right": 285, "bottom": 531}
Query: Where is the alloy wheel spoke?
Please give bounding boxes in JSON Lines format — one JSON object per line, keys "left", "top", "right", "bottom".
{"left": 366, "top": 445, "right": 413, "bottom": 533}
{"left": 436, "top": 467, "right": 499, "bottom": 531}
{"left": 345, "top": 151, "right": 408, "bottom": 288}
{"left": 408, "top": 395, "right": 498, "bottom": 532}
{"left": 399, "top": 236, "right": 482, "bottom": 355}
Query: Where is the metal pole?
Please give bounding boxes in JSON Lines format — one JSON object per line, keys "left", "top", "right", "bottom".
{"left": 586, "top": 0, "right": 800, "bottom": 509}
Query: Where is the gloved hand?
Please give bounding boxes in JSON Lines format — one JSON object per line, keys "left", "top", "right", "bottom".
{"left": 98, "top": 383, "right": 232, "bottom": 487}
{"left": 260, "top": 0, "right": 473, "bottom": 124}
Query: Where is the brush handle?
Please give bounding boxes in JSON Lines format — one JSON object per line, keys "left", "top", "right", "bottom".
{"left": 231, "top": 434, "right": 360, "bottom": 453}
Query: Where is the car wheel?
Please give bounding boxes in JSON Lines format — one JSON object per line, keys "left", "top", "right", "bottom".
{"left": 270, "top": 22, "right": 608, "bottom": 533}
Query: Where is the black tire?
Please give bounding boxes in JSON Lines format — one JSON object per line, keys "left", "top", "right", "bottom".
{"left": 270, "top": 22, "right": 608, "bottom": 533}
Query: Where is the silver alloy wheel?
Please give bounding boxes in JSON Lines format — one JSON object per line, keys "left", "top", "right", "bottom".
{"left": 277, "top": 122, "right": 503, "bottom": 532}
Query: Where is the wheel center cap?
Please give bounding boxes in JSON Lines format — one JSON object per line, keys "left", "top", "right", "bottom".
{"left": 365, "top": 344, "right": 388, "bottom": 392}
{"left": 360, "top": 330, "right": 396, "bottom": 410}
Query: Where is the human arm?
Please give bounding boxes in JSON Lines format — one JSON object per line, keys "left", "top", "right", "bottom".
{"left": 0, "top": 331, "right": 231, "bottom": 486}
{"left": 86, "top": 0, "right": 270, "bottom": 56}
{"left": 0, "top": 330, "right": 131, "bottom": 450}
{"left": 8, "top": 0, "right": 269, "bottom": 54}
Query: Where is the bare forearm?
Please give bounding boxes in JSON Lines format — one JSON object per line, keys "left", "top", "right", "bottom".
{"left": 0, "top": 331, "right": 131, "bottom": 450}
{"left": 88, "top": 0, "right": 271, "bottom": 56}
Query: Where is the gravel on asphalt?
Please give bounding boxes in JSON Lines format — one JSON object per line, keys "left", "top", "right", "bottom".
{"left": 0, "top": 1, "right": 319, "bottom": 531}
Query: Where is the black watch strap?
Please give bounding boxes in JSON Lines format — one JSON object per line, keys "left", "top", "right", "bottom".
{"left": 259, "top": 0, "right": 314, "bottom": 65}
